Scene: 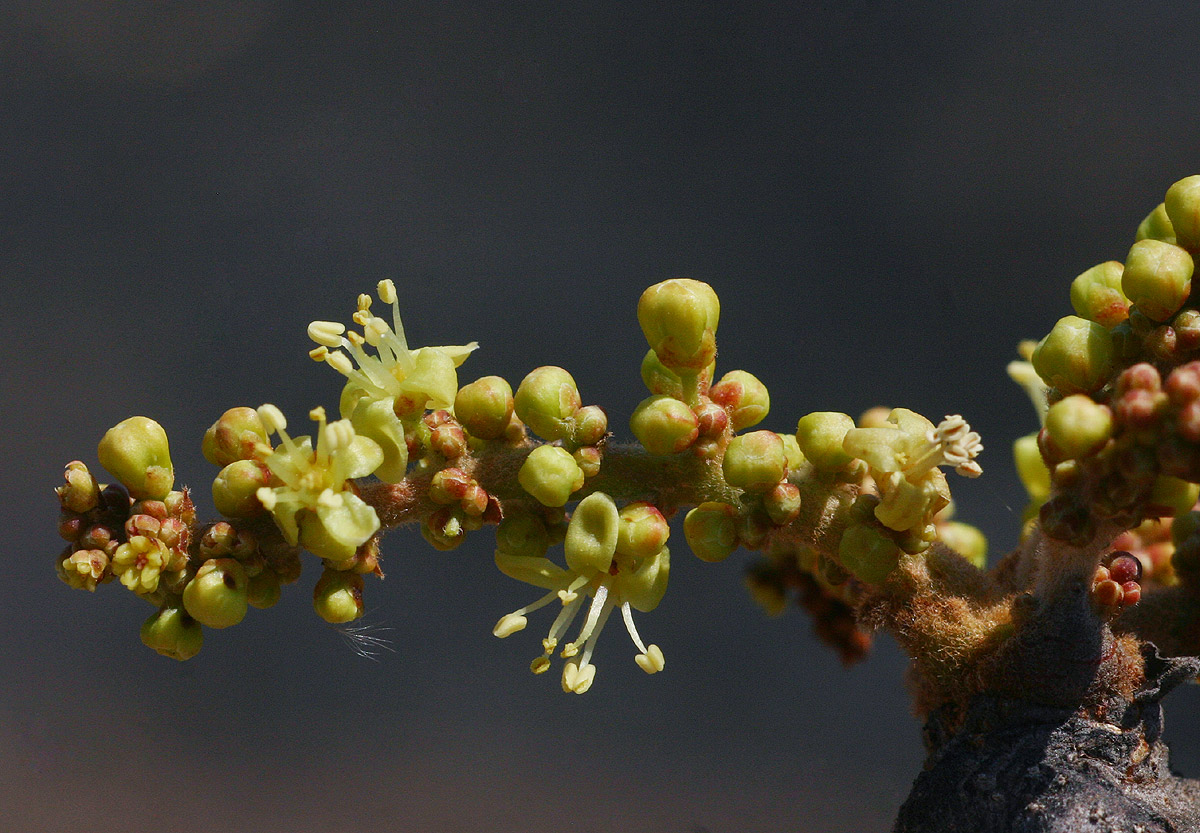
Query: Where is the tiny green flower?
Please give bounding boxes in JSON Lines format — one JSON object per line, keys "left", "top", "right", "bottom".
{"left": 112, "top": 535, "right": 170, "bottom": 595}
{"left": 97, "top": 416, "right": 174, "bottom": 501}
{"left": 313, "top": 567, "right": 364, "bottom": 624}
{"left": 455, "top": 375, "right": 515, "bottom": 440}
{"left": 307, "top": 279, "right": 477, "bottom": 420}
{"left": 629, "top": 395, "right": 700, "bottom": 455}
{"left": 140, "top": 607, "right": 203, "bottom": 661}
{"left": 683, "top": 502, "right": 739, "bottom": 562}
{"left": 723, "top": 431, "right": 787, "bottom": 492}
{"left": 796, "top": 412, "right": 856, "bottom": 471}
{"left": 1122, "top": 239, "right": 1193, "bottom": 323}
{"left": 709, "top": 370, "right": 770, "bottom": 431}
{"left": 514, "top": 366, "right": 582, "bottom": 441}
{"left": 1070, "top": 261, "right": 1129, "bottom": 327}
{"left": 518, "top": 445, "right": 585, "bottom": 507}
{"left": 1031, "top": 316, "right": 1114, "bottom": 394}
{"left": 59, "top": 549, "right": 108, "bottom": 592}
{"left": 255, "top": 404, "right": 383, "bottom": 562}
{"left": 182, "top": 558, "right": 249, "bottom": 629}
{"left": 637, "top": 278, "right": 720, "bottom": 371}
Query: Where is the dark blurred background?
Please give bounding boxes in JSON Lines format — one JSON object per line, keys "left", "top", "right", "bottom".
{"left": 6, "top": 2, "right": 1200, "bottom": 831}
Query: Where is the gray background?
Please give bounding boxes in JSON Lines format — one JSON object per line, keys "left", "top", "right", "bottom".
{"left": 6, "top": 2, "right": 1200, "bottom": 831}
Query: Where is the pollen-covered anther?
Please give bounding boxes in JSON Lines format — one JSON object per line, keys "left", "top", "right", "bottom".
{"left": 308, "top": 320, "right": 346, "bottom": 348}
{"left": 929, "top": 415, "right": 983, "bottom": 477}
{"left": 493, "top": 613, "right": 528, "bottom": 638}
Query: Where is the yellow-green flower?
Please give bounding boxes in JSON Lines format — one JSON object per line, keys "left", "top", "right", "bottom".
{"left": 112, "top": 535, "right": 170, "bottom": 594}
{"left": 842, "top": 409, "right": 982, "bottom": 533}
{"left": 492, "top": 493, "right": 668, "bottom": 693}
{"left": 255, "top": 404, "right": 383, "bottom": 562}
{"left": 307, "top": 279, "right": 478, "bottom": 420}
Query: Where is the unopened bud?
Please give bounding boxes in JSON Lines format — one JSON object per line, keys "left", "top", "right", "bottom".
{"left": 455, "top": 376, "right": 515, "bottom": 440}
{"left": 637, "top": 278, "right": 720, "bottom": 371}
{"left": 630, "top": 395, "right": 699, "bottom": 455}
{"left": 1122, "top": 239, "right": 1193, "bottom": 323}
{"left": 709, "top": 370, "right": 770, "bottom": 431}
{"left": 683, "top": 502, "right": 739, "bottom": 562}
{"left": 1031, "top": 316, "right": 1114, "bottom": 394}
{"left": 514, "top": 366, "right": 582, "bottom": 441}
{"left": 97, "top": 416, "right": 174, "bottom": 501}
{"left": 795, "top": 412, "right": 855, "bottom": 471}
{"left": 518, "top": 446, "right": 585, "bottom": 507}
{"left": 182, "top": 558, "right": 249, "bottom": 629}
{"left": 723, "top": 431, "right": 787, "bottom": 492}
{"left": 312, "top": 567, "right": 364, "bottom": 624}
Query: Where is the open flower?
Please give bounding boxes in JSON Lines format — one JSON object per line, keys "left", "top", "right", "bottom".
{"left": 842, "top": 408, "right": 983, "bottom": 533}
{"left": 492, "top": 492, "right": 668, "bottom": 693}
{"left": 255, "top": 404, "right": 383, "bottom": 562}
{"left": 307, "top": 279, "right": 477, "bottom": 420}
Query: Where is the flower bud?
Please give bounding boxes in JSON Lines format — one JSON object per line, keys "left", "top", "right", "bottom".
{"left": 1148, "top": 475, "right": 1200, "bottom": 517}
{"left": 564, "top": 492, "right": 620, "bottom": 573}
{"left": 455, "top": 376, "right": 515, "bottom": 440}
{"left": 421, "top": 506, "right": 466, "bottom": 551}
{"left": 1136, "top": 202, "right": 1176, "bottom": 245}
{"left": 637, "top": 278, "right": 720, "bottom": 370}
{"left": 630, "top": 395, "right": 700, "bottom": 455}
{"left": 573, "top": 446, "right": 602, "bottom": 479}
{"left": 182, "top": 558, "right": 249, "bottom": 629}
{"left": 796, "top": 412, "right": 855, "bottom": 471}
{"left": 1069, "top": 261, "right": 1129, "bottom": 327}
{"left": 496, "top": 511, "right": 550, "bottom": 557}
{"left": 518, "top": 446, "right": 584, "bottom": 507}
{"left": 212, "top": 459, "right": 271, "bottom": 517}
{"left": 58, "top": 461, "right": 100, "bottom": 513}
{"left": 312, "top": 567, "right": 364, "bottom": 624}
{"left": 1165, "top": 175, "right": 1200, "bottom": 251}
{"left": 202, "top": 407, "right": 271, "bottom": 466}
{"left": 709, "top": 370, "right": 770, "bottom": 431}
{"left": 514, "top": 366, "right": 582, "bottom": 441}
{"left": 838, "top": 523, "right": 901, "bottom": 584}
{"left": 723, "top": 431, "right": 787, "bottom": 492}
{"left": 247, "top": 569, "right": 282, "bottom": 609}
{"left": 683, "top": 502, "right": 739, "bottom": 562}
{"left": 97, "top": 416, "right": 174, "bottom": 500}
{"left": 140, "top": 607, "right": 203, "bottom": 661}
{"left": 571, "top": 405, "right": 608, "bottom": 447}
{"left": 1122, "top": 239, "right": 1193, "bottom": 322}
{"left": 763, "top": 482, "right": 802, "bottom": 525}
{"left": 641, "top": 349, "right": 684, "bottom": 397}
{"left": 1042, "top": 395, "right": 1113, "bottom": 460}
{"left": 616, "top": 502, "right": 670, "bottom": 559}
{"left": 1031, "top": 316, "right": 1114, "bottom": 394}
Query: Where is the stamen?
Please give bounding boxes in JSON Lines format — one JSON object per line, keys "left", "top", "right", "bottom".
{"left": 562, "top": 583, "right": 610, "bottom": 658}
{"left": 257, "top": 404, "right": 287, "bottom": 435}
{"left": 308, "top": 320, "right": 346, "bottom": 348}
{"left": 324, "top": 350, "right": 355, "bottom": 376}
{"left": 377, "top": 279, "right": 397, "bottom": 305}
{"left": 309, "top": 346, "right": 329, "bottom": 361}
{"left": 620, "top": 601, "right": 649, "bottom": 654}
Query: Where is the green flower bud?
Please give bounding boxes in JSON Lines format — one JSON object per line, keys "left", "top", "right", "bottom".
{"left": 97, "top": 416, "right": 174, "bottom": 501}
{"left": 1122, "top": 239, "right": 1193, "bottom": 322}
{"left": 1149, "top": 475, "right": 1200, "bottom": 517}
{"left": 938, "top": 521, "right": 987, "bottom": 569}
{"left": 630, "top": 395, "right": 699, "bottom": 455}
{"left": 683, "top": 502, "right": 739, "bottom": 562}
{"left": 202, "top": 407, "right": 271, "bottom": 466}
{"left": 247, "top": 569, "right": 282, "bottom": 609}
{"left": 763, "top": 482, "right": 802, "bottom": 525}
{"left": 1014, "top": 432, "right": 1051, "bottom": 502}
{"left": 1043, "top": 395, "right": 1113, "bottom": 460}
{"left": 182, "top": 558, "right": 249, "bottom": 629}
{"left": 212, "top": 459, "right": 271, "bottom": 517}
{"left": 1031, "top": 316, "right": 1114, "bottom": 394}
{"left": 709, "top": 370, "right": 770, "bottom": 431}
{"left": 796, "top": 412, "right": 855, "bottom": 471}
{"left": 1165, "top": 175, "right": 1200, "bottom": 251}
{"left": 571, "top": 405, "right": 608, "bottom": 447}
{"left": 495, "top": 510, "right": 551, "bottom": 557}
{"left": 616, "top": 502, "right": 670, "bottom": 559}
{"left": 514, "top": 366, "right": 582, "bottom": 441}
{"left": 637, "top": 278, "right": 720, "bottom": 371}
{"left": 455, "top": 376, "right": 515, "bottom": 440}
{"left": 838, "top": 523, "right": 901, "bottom": 584}
{"left": 518, "top": 445, "right": 584, "bottom": 507}
{"left": 140, "top": 607, "right": 203, "bottom": 661}
{"left": 58, "top": 461, "right": 100, "bottom": 513}
{"left": 312, "top": 567, "right": 364, "bottom": 624}
{"left": 564, "top": 492, "right": 620, "bottom": 573}
{"left": 1069, "top": 261, "right": 1129, "bottom": 327}
{"left": 723, "top": 431, "right": 787, "bottom": 492}
{"left": 573, "top": 445, "right": 602, "bottom": 479}
{"left": 1136, "top": 202, "right": 1176, "bottom": 245}
{"left": 347, "top": 397, "right": 408, "bottom": 483}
